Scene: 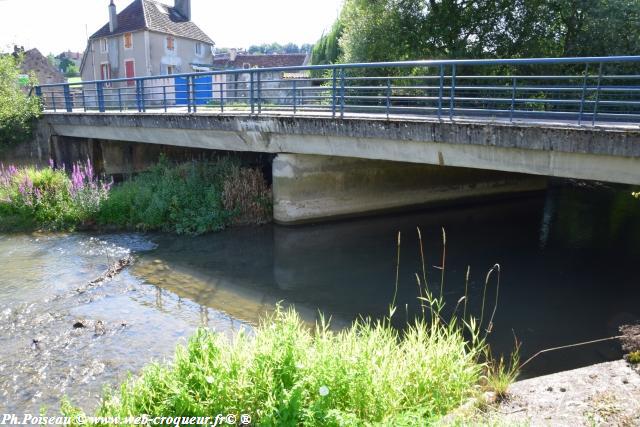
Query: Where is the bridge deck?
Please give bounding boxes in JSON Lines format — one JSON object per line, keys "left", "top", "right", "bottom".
{"left": 43, "top": 107, "right": 640, "bottom": 131}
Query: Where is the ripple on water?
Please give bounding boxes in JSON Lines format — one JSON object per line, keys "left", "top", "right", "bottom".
{"left": 0, "top": 232, "right": 246, "bottom": 414}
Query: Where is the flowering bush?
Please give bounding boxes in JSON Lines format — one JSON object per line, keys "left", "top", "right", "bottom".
{"left": 70, "top": 159, "right": 112, "bottom": 217}
{"left": 1, "top": 157, "right": 270, "bottom": 233}
{"left": 0, "top": 158, "right": 111, "bottom": 230}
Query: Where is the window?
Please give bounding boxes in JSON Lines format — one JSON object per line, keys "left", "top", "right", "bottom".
{"left": 166, "top": 36, "right": 175, "bottom": 51}
{"left": 124, "top": 60, "right": 135, "bottom": 86}
{"left": 100, "top": 38, "right": 108, "bottom": 53}
{"left": 195, "top": 42, "right": 203, "bottom": 56}
{"left": 100, "top": 63, "right": 112, "bottom": 87}
{"left": 124, "top": 32, "right": 133, "bottom": 49}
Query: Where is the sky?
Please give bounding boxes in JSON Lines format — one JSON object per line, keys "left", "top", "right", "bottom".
{"left": 0, "top": 0, "right": 344, "bottom": 55}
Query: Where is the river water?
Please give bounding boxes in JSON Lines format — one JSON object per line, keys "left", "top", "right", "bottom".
{"left": 1, "top": 180, "right": 639, "bottom": 413}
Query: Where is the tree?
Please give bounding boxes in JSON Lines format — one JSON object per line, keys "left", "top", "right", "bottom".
{"left": 47, "top": 53, "right": 59, "bottom": 70}
{"left": 58, "top": 57, "right": 75, "bottom": 74}
{"left": 315, "top": 0, "right": 640, "bottom": 64}
{"left": 0, "top": 54, "right": 41, "bottom": 146}
{"left": 65, "top": 63, "right": 80, "bottom": 77}
{"left": 283, "top": 43, "right": 300, "bottom": 54}
{"left": 311, "top": 18, "right": 344, "bottom": 65}
{"left": 246, "top": 43, "right": 309, "bottom": 54}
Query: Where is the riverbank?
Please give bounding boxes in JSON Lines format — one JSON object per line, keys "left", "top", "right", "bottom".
{"left": 0, "top": 157, "right": 272, "bottom": 234}
{"left": 1, "top": 180, "right": 638, "bottom": 414}
{"left": 488, "top": 359, "right": 640, "bottom": 426}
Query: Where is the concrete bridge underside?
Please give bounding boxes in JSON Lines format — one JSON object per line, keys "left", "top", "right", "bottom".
{"left": 41, "top": 113, "right": 640, "bottom": 223}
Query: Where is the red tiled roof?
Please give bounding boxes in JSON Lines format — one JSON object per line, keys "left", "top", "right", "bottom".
{"left": 90, "top": 0, "right": 213, "bottom": 45}
{"left": 212, "top": 54, "right": 308, "bottom": 70}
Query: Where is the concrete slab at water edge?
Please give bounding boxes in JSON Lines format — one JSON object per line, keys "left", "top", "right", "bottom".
{"left": 493, "top": 360, "right": 640, "bottom": 426}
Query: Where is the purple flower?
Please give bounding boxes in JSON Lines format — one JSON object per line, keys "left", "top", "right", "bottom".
{"left": 0, "top": 163, "right": 19, "bottom": 187}
{"left": 68, "top": 158, "right": 112, "bottom": 212}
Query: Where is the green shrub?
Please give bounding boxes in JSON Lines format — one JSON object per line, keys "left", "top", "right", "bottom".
{"left": 0, "top": 54, "right": 42, "bottom": 146}
{"left": 62, "top": 307, "right": 485, "bottom": 426}
{"left": 97, "top": 157, "right": 271, "bottom": 234}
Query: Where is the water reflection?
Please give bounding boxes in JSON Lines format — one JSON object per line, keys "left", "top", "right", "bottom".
{"left": 0, "top": 180, "right": 638, "bottom": 413}
{"left": 135, "top": 182, "right": 640, "bottom": 378}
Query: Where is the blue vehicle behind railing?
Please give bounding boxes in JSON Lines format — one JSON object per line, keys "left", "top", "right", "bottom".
{"left": 32, "top": 56, "right": 640, "bottom": 126}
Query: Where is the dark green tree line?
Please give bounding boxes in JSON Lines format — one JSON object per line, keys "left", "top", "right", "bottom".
{"left": 312, "top": 0, "right": 640, "bottom": 64}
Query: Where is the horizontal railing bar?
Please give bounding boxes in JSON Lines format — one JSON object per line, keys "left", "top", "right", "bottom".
{"left": 34, "top": 55, "right": 640, "bottom": 88}
{"left": 32, "top": 54, "right": 640, "bottom": 126}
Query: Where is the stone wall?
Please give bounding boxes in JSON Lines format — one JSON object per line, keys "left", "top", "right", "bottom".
{"left": 0, "top": 120, "right": 52, "bottom": 167}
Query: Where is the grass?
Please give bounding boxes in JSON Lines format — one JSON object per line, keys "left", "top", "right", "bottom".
{"left": 59, "top": 228, "right": 519, "bottom": 426}
{"left": 483, "top": 347, "right": 520, "bottom": 400}
{"left": 61, "top": 308, "right": 485, "bottom": 426}
{"left": 627, "top": 350, "right": 640, "bottom": 364}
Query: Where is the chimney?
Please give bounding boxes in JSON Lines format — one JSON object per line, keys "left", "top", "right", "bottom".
{"left": 174, "top": 0, "right": 191, "bottom": 21}
{"left": 109, "top": 0, "right": 118, "bottom": 33}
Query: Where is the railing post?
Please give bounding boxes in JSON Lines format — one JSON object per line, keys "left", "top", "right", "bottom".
{"left": 52, "top": 90, "right": 57, "bottom": 112}
{"left": 438, "top": 65, "right": 444, "bottom": 120}
{"left": 510, "top": 77, "right": 517, "bottom": 123}
{"left": 81, "top": 88, "right": 87, "bottom": 112}
{"left": 250, "top": 71, "right": 255, "bottom": 115}
{"left": 332, "top": 68, "right": 337, "bottom": 118}
{"left": 118, "top": 87, "right": 123, "bottom": 112}
{"left": 162, "top": 85, "right": 167, "bottom": 113}
{"left": 186, "top": 77, "right": 192, "bottom": 113}
{"left": 293, "top": 79, "right": 297, "bottom": 114}
{"left": 142, "top": 80, "right": 147, "bottom": 112}
{"left": 578, "top": 63, "right": 588, "bottom": 125}
{"left": 339, "top": 68, "right": 345, "bottom": 119}
{"left": 34, "top": 86, "right": 43, "bottom": 109}
{"left": 257, "top": 71, "right": 262, "bottom": 114}
{"left": 386, "top": 77, "right": 391, "bottom": 119}
{"left": 63, "top": 84, "right": 72, "bottom": 112}
{"left": 592, "top": 63, "right": 603, "bottom": 126}
{"left": 135, "top": 80, "right": 142, "bottom": 112}
{"left": 97, "top": 82, "right": 105, "bottom": 112}
{"left": 220, "top": 81, "right": 224, "bottom": 113}
{"left": 191, "top": 77, "right": 197, "bottom": 113}
{"left": 449, "top": 64, "right": 456, "bottom": 120}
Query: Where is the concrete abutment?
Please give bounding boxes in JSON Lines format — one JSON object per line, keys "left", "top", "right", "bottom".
{"left": 272, "top": 153, "right": 548, "bottom": 224}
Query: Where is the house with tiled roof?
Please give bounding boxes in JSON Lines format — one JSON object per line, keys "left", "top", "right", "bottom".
{"left": 14, "top": 46, "right": 66, "bottom": 85}
{"left": 210, "top": 51, "right": 309, "bottom": 70}
{"left": 207, "top": 50, "right": 310, "bottom": 105}
{"left": 80, "top": 0, "right": 214, "bottom": 83}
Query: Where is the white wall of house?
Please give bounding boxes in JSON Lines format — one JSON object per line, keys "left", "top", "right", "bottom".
{"left": 147, "top": 31, "right": 212, "bottom": 76}
{"left": 82, "top": 30, "right": 212, "bottom": 81}
{"left": 82, "top": 31, "right": 146, "bottom": 82}
{"left": 81, "top": 30, "right": 212, "bottom": 108}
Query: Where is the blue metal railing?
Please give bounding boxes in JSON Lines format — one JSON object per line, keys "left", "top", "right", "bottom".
{"left": 32, "top": 56, "right": 640, "bottom": 125}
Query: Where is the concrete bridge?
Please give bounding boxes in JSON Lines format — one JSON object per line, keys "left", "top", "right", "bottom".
{"left": 33, "top": 56, "right": 640, "bottom": 223}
